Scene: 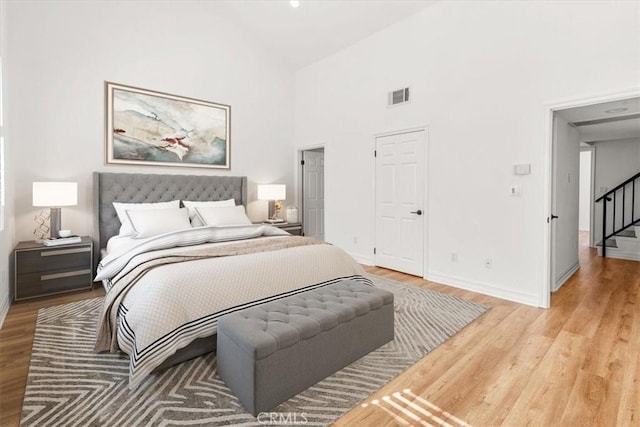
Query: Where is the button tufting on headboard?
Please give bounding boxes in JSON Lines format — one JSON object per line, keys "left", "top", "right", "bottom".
{"left": 93, "top": 172, "right": 247, "bottom": 271}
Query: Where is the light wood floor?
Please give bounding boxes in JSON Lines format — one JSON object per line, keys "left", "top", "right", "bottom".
{"left": 1, "top": 233, "right": 638, "bottom": 426}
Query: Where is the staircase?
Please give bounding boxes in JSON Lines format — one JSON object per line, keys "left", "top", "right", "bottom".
{"left": 596, "top": 223, "right": 640, "bottom": 260}
{"left": 595, "top": 171, "right": 640, "bottom": 260}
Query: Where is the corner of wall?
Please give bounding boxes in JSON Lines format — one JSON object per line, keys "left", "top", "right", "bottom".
{"left": 348, "top": 251, "right": 374, "bottom": 266}
{"left": 0, "top": 291, "right": 9, "bottom": 329}
{"left": 426, "top": 271, "right": 541, "bottom": 307}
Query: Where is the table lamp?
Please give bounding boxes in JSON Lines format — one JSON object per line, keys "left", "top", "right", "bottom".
{"left": 257, "top": 184, "right": 286, "bottom": 223}
{"left": 32, "top": 182, "right": 78, "bottom": 238}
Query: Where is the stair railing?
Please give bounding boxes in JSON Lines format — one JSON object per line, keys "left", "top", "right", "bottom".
{"left": 595, "top": 171, "right": 640, "bottom": 256}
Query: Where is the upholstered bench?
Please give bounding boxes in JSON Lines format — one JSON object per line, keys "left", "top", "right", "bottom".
{"left": 216, "top": 279, "right": 394, "bottom": 416}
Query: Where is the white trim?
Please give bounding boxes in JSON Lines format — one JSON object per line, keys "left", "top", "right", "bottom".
{"left": 553, "top": 261, "right": 579, "bottom": 292}
{"left": 0, "top": 292, "right": 10, "bottom": 330}
{"left": 596, "top": 247, "right": 640, "bottom": 261}
{"left": 542, "top": 87, "right": 640, "bottom": 309}
{"left": 349, "top": 252, "right": 374, "bottom": 266}
{"left": 588, "top": 146, "right": 596, "bottom": 247}
{"left": 579, "top": 146, "right": 596, "bottom": 246}
{"left": 374, "top": 125, "right": 427, "bottom": 139}
{"left": 423, "top": 127, "right": 430, "bottom": 281}
{"left": 426, "top": 272, "right": 540, "bottom": 307}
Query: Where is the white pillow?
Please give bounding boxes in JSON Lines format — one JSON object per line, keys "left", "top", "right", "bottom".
{"left": 126, "top": 207, "right": 191, "bottom": 239}
{"left": 113, "top": 200, "right": 180, "bottom": 236}
{"left": 183, "top": 199, "right": 236, "bottom": 227}
{"left": 195, "top": 205, "right": 252, "bottom": 227}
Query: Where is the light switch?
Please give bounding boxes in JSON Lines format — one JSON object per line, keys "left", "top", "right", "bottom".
{"left": 514, "top": 164, "right": 531, "bottom": 175}
{"left": 510, "top": 185, "right": 522, "bottom": 196}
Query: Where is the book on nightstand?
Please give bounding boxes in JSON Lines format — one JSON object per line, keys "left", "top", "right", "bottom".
{"left": 40, "top": 236, "right": 82, "bottom": 246}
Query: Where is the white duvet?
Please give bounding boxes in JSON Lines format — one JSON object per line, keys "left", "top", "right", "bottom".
{"left": 95, "top": 225, "right": 366, "bottom": 388}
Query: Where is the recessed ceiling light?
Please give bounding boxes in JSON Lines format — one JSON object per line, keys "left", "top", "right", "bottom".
{"left": 604, "top": 107, "right": 628, "bottom": 114}
{"left": 290, "top": 0, "right": 300, "bottom": 8}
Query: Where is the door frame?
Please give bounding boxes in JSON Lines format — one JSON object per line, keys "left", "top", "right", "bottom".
{"left": 297, "top": 145, "right": 326, "bottom": 237}
{"left": 542, "top": 88, "right": 640, "bottom": 308}
{"left": 373, "top": 125, "right": 429, "bottom": 278}
{"left": 579, "top": 145, "right": 596, "bottom": 247}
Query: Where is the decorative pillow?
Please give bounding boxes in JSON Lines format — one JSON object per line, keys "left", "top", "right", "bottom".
{"left": 195, "top": 205, "right": 252, "bottom": 227}
{"left": 113, "top": 200, "right": 180, "bottom": 236}
{"left": 126, "top": 207, "right": 191, "bottom": 239}
{"left": 183, "top": 199, "right": 236, "bottom": 227}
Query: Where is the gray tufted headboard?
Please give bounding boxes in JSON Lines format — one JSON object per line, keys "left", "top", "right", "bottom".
{"left": 93, "top": 172, "right": 247, "bottom": 268}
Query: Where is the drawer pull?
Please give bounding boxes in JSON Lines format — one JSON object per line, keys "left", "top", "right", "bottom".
{"left": 41, "top": 247, "right": 90, "bottom": 257}
{"left": 41, "top": 269, "right": 92, "bottom": 281}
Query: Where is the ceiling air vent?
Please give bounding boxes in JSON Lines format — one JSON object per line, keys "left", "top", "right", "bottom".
{"left": 388, "top": 87, "right": 410, "bottom": 106}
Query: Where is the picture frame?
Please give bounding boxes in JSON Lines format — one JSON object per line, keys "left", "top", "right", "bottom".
{"left": 105, "top": 81, "right": 231, "bottom": 169}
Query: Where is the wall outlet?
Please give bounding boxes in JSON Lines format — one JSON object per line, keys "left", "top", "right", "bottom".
{"left": 484, "top": 258, "right": 492, "bottom": 269}
{"left": 451, "top": 252, "right": 458, "bottom": 263}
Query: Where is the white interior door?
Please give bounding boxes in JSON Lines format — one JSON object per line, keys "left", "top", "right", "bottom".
{"left": 375, "top": 129, "right": 425, "bottom": 276}
{"left": 303, "top": 149, "right": 324, "bottom": 240}
{"left": 551, "top": 113, "right": 581, "bottom": 291}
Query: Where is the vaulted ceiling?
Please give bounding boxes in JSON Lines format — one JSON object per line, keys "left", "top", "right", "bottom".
{"left": 216, "top": 1, "right": 437, "bottom": 69}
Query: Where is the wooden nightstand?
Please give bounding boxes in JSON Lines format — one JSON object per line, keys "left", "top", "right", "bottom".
{"left": 260, "top": 222, "right": 303, "bottom": 236}
{"left": 14, "top": 237, "right": 93, "bottom": 301}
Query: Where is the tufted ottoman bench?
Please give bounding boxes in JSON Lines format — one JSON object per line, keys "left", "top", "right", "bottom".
{"left": 216, "top": 279, "right": 394, "bottom": 416}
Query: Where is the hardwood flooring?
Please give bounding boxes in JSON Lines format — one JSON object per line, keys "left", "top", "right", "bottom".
{"left": 0, "top": 287, "right": 105, "bottom": 426}
{"left": 1, "top": 234, "right": 638, "bottom": 426}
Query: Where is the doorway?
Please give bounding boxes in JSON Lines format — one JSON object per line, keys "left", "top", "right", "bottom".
{"left": 578, "top": 148, "right": 594, "bottom": 246}
{"left": 547, "top": 92, "right": 640, "bottom": 305}
{"left": 374, "top": 128, "right": 427, "bottom": 277}
{"left": 300, "top": 148, "right": 325, "bottom": 240}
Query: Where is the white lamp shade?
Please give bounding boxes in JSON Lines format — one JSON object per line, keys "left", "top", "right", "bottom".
{"left": 257, "top": 184, "right": 286, "bottom": 201}
{"left": 32, "top": 182, "right": 78, "bottom": 207}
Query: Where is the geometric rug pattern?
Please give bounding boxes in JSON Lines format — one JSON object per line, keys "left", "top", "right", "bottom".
{"left": 21, "top": 275, "right": 488, "bottom": 426}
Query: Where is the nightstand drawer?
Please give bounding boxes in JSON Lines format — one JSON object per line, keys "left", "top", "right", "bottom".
{"left": 281, "top": 225, "right": 302, "bottom": 236}
{"left": 13, "top": 237, "right": 94, "bottom": 301}
{"left": 15, "top": 268, "right": 93, "bottom": 300}
{"left": 16, "top": 246, "right": 92, "bottom": 274}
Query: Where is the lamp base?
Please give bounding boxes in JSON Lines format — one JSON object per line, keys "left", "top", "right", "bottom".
{"left": 50, "top": 208, "right": 62, "bottom": 238}
{"left": 268, "top": 200, "right": 283, "bottom": 222}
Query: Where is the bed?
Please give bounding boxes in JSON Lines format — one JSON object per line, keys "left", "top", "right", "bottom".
{"left": 92, "top": 172, "right": 367, "bottom": 388}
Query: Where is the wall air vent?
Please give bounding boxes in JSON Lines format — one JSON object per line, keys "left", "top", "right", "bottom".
{"left": 388, "top": 87, "right": 410, "bottom": 106}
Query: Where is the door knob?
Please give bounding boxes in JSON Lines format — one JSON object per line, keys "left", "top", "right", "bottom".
{"left": 410, "top": 210, "right": 423, "bottom": 215}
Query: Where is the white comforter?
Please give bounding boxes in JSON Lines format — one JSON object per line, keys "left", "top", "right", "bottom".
{"left": 95, "top": 225, "right": 365, "bottom": 388}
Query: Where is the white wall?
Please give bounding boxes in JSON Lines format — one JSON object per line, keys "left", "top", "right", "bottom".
{"left": 579, "top": 150, "right": 592, "bottom": 232}
{"left": 294, "top": 0, "right": 640, "bottom": 306}
{"left": 592, "top": 138, "right": 640, "bottom": 243}
{"left": 0, "top": 0, "right": 13, "bottom": 328}
{"left": 5, "top": 1, "right": 295, "bottom": 249}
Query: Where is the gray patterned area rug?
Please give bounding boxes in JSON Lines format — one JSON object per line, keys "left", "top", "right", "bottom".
{"left": 21, "top": 275, "right": 488, "bottom": 427}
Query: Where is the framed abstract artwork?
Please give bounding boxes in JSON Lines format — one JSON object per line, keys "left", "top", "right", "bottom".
{"left": 105, "top": 81, "right": 230, "bottom": 169}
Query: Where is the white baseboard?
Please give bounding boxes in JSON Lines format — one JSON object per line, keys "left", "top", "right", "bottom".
{"left": 426, "top": 272, "right": 540, "bottom": 307}
{"left": 0, "top": 293, "right": 10, "bottom": 330}
{"left": 349, "top": 252, "right": 374, "bottom": 266}
{"left": 601, "top": 250, "right": 640, "bottom": 261}
{"left": 553, "top": 261, "right": 579, "bottom": 292}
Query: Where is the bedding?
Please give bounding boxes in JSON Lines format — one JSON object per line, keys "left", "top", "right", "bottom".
{"left": 183, "top": 199, "right": 235, "bottom": 226}
{"left": 113, "top": 200, "right": 180, "bottom": 236}
{"left": 94, "top": 224, "right": 365, "bottom": 389}
{"left": 126, "top": 207, "right": 191, "bottom": 238}
{"left": 195, "top": 205, "right": 252, "bottom": 227}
